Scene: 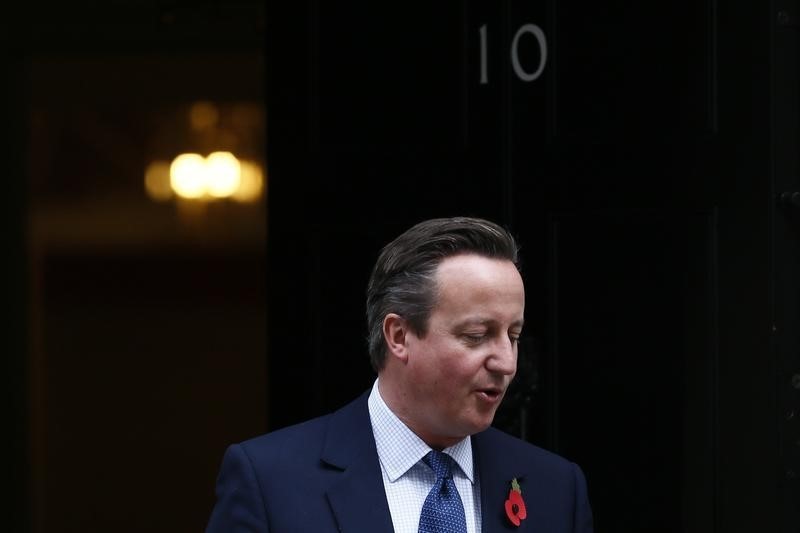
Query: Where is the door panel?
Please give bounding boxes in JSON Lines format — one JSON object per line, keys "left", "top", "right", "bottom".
{"left": 550, "top": 211, "right": 717, "bottom": 532}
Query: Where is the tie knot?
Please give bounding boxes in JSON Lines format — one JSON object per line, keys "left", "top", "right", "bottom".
{"left": 423, "top": 450, "right": 454, "bottom": 480}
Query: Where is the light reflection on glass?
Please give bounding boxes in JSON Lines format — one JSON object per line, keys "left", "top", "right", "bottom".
{"left": 205, "top": 151, "right": 241, "bottom": 198}
{"left": 170, "top": 153, "right": 207, "bottom": 199}
{"left": 147, "top": 152, "right": 264, "bottom": 203}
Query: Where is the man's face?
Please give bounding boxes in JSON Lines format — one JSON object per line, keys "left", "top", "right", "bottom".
{"left": 401, "top": 254, "right": 525, "bottom": 449}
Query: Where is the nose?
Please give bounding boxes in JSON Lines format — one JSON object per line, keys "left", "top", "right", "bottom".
{"left": 485, "top": 335, "right": 517, "bottom": 376}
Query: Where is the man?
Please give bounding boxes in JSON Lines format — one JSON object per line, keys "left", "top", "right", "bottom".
{"left": 207, "top": 217, "right": 593, "bottom": 532}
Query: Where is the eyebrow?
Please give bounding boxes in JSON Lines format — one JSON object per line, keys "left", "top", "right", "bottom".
{"left": 455, "top": 317, "right": 525, "bottom": 329}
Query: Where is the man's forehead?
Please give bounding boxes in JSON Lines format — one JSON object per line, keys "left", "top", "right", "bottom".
{"left": 435, "top": 253, "right": 519, "bottom": 274}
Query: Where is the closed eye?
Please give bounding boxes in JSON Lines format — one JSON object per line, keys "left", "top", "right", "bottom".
{"left": 462, "top": 334, "right": 486, "bottom": 345}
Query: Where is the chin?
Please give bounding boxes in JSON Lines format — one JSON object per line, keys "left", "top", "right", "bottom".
{"left": 464, "top": 417, "right": 494, "bottom": 436}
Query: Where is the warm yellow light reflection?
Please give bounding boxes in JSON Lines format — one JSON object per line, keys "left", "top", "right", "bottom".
{"left": 206, "top": 151, "right": 241, "bottom": 198}
{"left": 152, "top": 152, "right": 264, "bottom": 202}
{"left": 233, "top": 160, "right": 264, "bottom": 203}
{"left": 189, "top": 101, "right": 219, "bottom": 131}
{"left": 170, "top": 153, "right": 207, "bottom": 199}
{"left": 144, "top": 161, "right": 172, "bottom": 201}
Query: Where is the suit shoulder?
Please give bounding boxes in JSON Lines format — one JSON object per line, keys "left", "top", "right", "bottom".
{"left": 234, "top": 390, "right": 371, "bottom": 466}
{"left": 237, "top": 412, "right": 333, "bottom": 463}
{"left": 479, "top": 427, "right": 579, "bottom": 470}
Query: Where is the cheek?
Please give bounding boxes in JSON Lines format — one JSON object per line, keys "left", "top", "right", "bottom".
{"left": 410, "top": 343, "right": 456, "bottom": 385}
{"left": 408, "top": 337, "right": 483, "bottom": 387}
{"left": 436, "top": 348, "right": 485, "bottom": 385}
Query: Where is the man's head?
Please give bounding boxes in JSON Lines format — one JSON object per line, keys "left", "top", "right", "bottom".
{"left": 366, "top": 217, "right": 524, "bottom": 448}
{"left": 366, "top": 216, "right": 521, "bottom": 371}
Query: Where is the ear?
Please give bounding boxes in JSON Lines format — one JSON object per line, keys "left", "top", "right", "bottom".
{"left": 383, "top": 313, "right": 411, "bottom": 364}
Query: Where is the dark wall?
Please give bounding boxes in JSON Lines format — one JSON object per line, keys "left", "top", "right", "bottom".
{"left": 2, "top": 33, "right": 31, "bottom": 533}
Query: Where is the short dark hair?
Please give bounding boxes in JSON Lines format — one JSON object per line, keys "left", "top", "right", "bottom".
{"left": 365, "top": 216, "right": 520, "bottom": 371}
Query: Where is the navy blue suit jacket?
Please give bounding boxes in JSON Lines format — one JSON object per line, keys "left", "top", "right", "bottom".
{"left": 207, "top": 391, "right": 593, "bottom": 532}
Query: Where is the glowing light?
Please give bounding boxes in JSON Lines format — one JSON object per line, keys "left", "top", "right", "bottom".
{"left": 189, "top": 101, "right": 219, "bottom": 131}
{"left": 152, "top": 152, "right": 264, "bottom": 202}
{"left": 233, "top": 160, "right": 264, "bottom": 203}
{"left": 205, "top": 151, "right": 241, "bottom": 198}
{"left": 170, "top": 153, "right": 207, "bottom": 199}
{"left": 144, "top": 161, "right": 173, "bottom": 201}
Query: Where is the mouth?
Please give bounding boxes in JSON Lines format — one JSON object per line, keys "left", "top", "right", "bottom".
{"left": 476, "top": 386, "right": 504, "bottom": 403}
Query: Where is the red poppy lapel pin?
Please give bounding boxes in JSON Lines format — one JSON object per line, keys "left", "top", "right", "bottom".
{"left": 504, "top": 478, "right": 527, "bottom": 527}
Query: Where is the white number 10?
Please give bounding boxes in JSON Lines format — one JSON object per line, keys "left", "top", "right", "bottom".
{"left": 479, "top": 23, "right": 548, "bottom": 85}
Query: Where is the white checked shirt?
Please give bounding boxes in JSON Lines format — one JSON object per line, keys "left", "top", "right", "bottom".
{"left": 368, "top": 379, "right": 482, "bottom": 533}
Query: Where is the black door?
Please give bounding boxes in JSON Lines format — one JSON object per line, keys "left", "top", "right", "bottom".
{"left": 266, "top": 2, "right": 799, "bottom": 531}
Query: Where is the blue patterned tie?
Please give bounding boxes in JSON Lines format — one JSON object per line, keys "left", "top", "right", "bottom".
{"left": 418, "top": 451, "right": 468, "bottom": 533}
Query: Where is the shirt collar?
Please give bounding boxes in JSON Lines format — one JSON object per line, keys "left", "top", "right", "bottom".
{"left": 368, "top": 379, "right": 474, "bottom": 484}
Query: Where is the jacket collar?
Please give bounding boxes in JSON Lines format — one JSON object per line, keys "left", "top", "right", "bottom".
{"left": 320, "top": 391, "right": 529, "bottom": 532}
{"left": 321, "top": 391, "right": 395, "bottom": 533}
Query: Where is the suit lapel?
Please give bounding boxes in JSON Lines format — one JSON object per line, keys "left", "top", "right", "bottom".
{"left": 474, "top": 430, "right": 530, "bottom": 533}
{"left": 320, "top": 394, "right": 536, "bottom": 532}
{"left": 322, "top": 392, "right": 395, "bottom": 533}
